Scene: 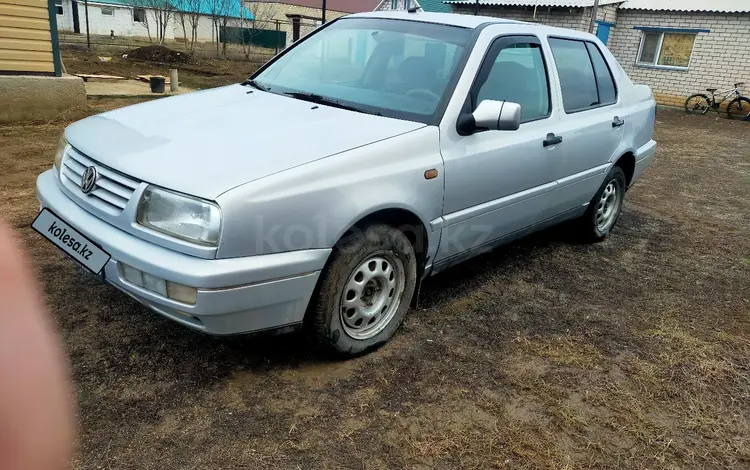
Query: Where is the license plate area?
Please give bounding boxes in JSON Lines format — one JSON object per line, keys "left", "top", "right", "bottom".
{"left": 32, "top": 208, "right": 111, "bottom": 275}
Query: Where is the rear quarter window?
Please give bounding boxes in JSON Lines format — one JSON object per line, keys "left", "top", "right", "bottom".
{"left": 549, "top": 37, "right": 616, "bottom": 113}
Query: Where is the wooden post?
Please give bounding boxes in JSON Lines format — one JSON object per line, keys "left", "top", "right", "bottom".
{"left": 588, "top": 0, "right": 600, "bottom": 33}
{"left": 275, "top": 19, "right": 279, "bottom": 54}
{"left": 473, "top": 0, "right": 479, "bottom": 15}
{"left": 84, "top": 0, "right": 90, "bottom": 50}
{"left": 322, "top": 0, "right": 326, "bottom": 24}
{"left": 169, "top": 69, "right": 178, "bottom": 92}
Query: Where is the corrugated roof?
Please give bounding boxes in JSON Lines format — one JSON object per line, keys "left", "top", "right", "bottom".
{"left": 619, "top": 0, "right": 750, "bottom": 13}
{"left": 444, "top": 0, "right": 622, "bottom": 7}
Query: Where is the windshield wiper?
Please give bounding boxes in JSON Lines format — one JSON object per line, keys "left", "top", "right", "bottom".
{"left": 241, "top": 79, "right": 269, "bottom": 92}
{"left": 284, "top": 91, "right": 380, "bottom": 116}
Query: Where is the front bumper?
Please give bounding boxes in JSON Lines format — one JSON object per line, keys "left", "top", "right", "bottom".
{"left": 36, "top": 170, "right": 331, "bottom": 335}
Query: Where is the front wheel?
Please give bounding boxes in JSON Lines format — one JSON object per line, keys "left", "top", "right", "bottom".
{"left": 726, "top": 96, "right": 750, "bottom": 120}
{"left": 684, "top": 93, "right": 710, "bottom": 115}
{"left": 308, "top": 224, "right": 417, "bottom": 357}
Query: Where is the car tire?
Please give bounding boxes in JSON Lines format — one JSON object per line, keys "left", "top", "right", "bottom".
{"left": 309, "top": 224, "right": 418, "bottom": 357}
{"left": 572, "top": 166, "right": 626, "bottom": 243}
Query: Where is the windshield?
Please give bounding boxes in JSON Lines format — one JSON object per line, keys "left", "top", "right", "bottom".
{"left": 252, "top": 18, "right": 472, "bottom": 123}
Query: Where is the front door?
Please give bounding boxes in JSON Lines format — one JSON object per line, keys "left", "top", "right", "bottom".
{"left": 545, "top": 37, "right": 624, "bottom": 216}
{"left": 436, "top": 35, "right": 560, "bottom": 265}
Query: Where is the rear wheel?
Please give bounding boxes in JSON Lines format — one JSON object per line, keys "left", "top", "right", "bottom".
{"left": 571, "top": 166, "right": 626, "bottom": 243}
{"left": 309, "top": 224, "right": 417, "bottom": 357}
{"left": 684, "top": 94, "right": 710, "bottom": 115}
{"left": 726, "top": 96, "right": 750, "bottom": 120}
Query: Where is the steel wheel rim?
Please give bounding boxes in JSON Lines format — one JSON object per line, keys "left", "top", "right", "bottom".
{"left": 340, "top": 254, "right": 405, "bottom": 340}
{"left": 595, "top": 181, "right": 621, "bottom": 233}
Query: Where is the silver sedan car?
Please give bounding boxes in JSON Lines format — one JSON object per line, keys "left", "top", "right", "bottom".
{"left": 35, "top": 11, "right": 656, "bottom": 356}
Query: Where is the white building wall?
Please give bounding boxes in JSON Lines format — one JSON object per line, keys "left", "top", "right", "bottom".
{"left": 58, "top": 2, "right": 244, "bottom": 43}
{"left": 607, "top": 10, "right": 750, "bottom": 105}
{"left": 55, "top": 0, "right": 75, "bottom": 32}
{"left": 75, "top": 3, "right": 166, "bottom": 38}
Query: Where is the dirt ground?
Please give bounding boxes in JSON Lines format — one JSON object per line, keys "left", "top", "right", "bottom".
{"left": 61, "top": 46, "right": 259, "bottom": 90}
{"left": 1, "top": 101, "right": 749, "bottom": 469}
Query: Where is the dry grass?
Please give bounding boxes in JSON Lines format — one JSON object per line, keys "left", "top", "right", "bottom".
{"left": 0, "top": 102, "right": 748, "bottom": 469}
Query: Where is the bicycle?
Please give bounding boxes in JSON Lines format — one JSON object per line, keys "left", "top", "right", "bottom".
{"left": 684, "top": 82, "right": 750, "bottom": 120}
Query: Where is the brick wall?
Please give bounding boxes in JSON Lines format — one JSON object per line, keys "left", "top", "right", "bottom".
{"left": 607, "top": 10, "right": 750, "bottom": 105}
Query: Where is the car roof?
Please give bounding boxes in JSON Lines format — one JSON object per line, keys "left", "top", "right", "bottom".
{"left": 349, "top": 10, "right": 524, "bottom": 28}
{"left": 348, "top": 11, "right": 598, "bottom": 40}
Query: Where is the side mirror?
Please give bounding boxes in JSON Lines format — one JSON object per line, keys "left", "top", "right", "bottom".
{"left": 473, "top": 100, "right": 521, "bottom": 131}
{"left": 458, "top": 100, "right": 522, "bottom": 135}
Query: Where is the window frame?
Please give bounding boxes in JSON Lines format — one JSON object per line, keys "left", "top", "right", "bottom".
{"left": 55, "top": 0, "right": 63, "bottom": 15}
{"left": 466, "top": 34, "right": 553, "bottom": 126}
{"left": 548, "top": 35, "right": 619, "bottom": 115}
{"left": 635, "top": 30, "right": 698, "bottom": 71}
{"left": 101, "top": 6, "right": 114, "bottom": 15}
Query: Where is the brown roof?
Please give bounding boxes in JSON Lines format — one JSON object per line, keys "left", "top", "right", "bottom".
{"left": 255, "top": 0, "right": 381, "bottom": 13}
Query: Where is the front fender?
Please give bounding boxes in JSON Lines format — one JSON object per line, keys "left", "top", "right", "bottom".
{"left": 216, "top": 127, "right": 444, "bottom": 259}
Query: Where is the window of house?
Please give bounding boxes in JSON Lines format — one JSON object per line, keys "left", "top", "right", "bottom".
{"left": 637, "top": 31, "right": 696, "bottom": 69}
{"left": 55, "top": 0, "right": 63, "bottom": 15}
{"left": 133, "top": 7, "right": 146, "bottom": 22}
{"left": 549, "top": 37, "right": 599, "bottom": 113}
{"left": 101, "top": 6, "right": 114, "bottom": 15}
{"left": 474, "top": 42, "right": 551, "bottom": 123}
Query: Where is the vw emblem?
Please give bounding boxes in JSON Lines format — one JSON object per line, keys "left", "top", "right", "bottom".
{"left": 80, "top": 166, "right": 98, "bottom": 194}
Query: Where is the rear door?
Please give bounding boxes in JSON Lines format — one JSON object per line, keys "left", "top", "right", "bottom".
{"left": 545, "top": 37, "right": 624, "bottom": 216}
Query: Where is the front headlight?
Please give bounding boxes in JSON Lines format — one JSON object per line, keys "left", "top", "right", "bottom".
{"left": 136, "top": 186, "right": 222, "bottom": 246}
{"left": 54, "top": 136, "right": 68, "bottom": 170}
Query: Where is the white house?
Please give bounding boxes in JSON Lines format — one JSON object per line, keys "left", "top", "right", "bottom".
{"left": 55, "top": 0, "right": 253, "bottom": 42}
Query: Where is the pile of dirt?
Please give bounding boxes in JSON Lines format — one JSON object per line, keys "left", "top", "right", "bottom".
{"left": 126, "top": 45, "right": 192, "bottom": 64}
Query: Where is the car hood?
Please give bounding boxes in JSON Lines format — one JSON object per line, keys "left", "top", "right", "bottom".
{"left": 64, "top": 85, "right": 425, "bottom": 200}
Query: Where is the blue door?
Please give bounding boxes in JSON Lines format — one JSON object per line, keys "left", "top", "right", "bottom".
{"left": 595, "top": 21, "right": 612, "bottom": 45}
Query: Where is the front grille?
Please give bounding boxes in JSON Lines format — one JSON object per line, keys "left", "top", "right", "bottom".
{"left": 61, "top": 147, "right": 140, "bottom": 215}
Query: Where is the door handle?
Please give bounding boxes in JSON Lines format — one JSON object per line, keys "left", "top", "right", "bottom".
{"left": 543, "top": 133, "right": 562, "bottom": 147}
{"left": 612, "top": 116, "right": 625, "bottom": 128}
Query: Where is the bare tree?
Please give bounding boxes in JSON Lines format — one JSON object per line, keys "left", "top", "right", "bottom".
{"left": 173, "top": 0, "right": 201, "bottom": 50}
{"left": 239, "top": 0, "right": 276, "bottom": 59}
{"left": 145, "top": 0, "right": 175, "bottom": 45}
{"left": 127, "top": 0, "right": 152, "bottom": 42}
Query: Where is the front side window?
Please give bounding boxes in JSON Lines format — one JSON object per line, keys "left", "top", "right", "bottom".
{"left": 474, "top": 42, "right": 551, "bottom": 123}
{"left": 253, "top": 17, "right": 472, "bottom": 123}
{"left": 637, "top": 31, "right": 696, "bottom": 68}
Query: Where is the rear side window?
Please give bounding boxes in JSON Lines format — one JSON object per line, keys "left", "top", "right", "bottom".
{"left": 548, "top": 38, "right": 600, "bottom": 113}
{"left": 585, "top": 42, "right": 617, "bottom": 105}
